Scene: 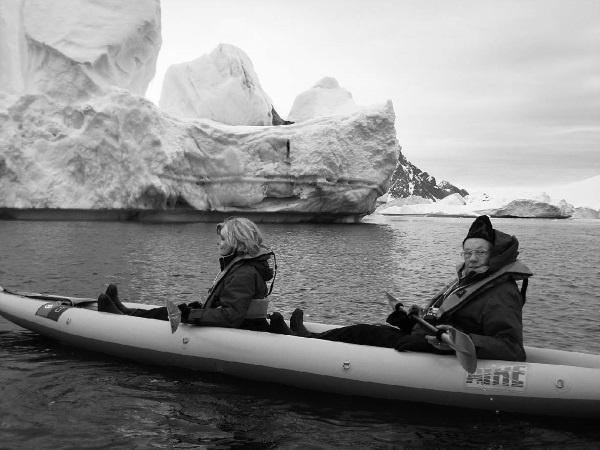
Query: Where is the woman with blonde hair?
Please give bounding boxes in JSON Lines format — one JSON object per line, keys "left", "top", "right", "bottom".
{"left": 98, "top": 217, "right": 277, "bottom": 331}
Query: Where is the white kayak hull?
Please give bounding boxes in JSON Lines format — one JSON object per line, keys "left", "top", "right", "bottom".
{"left": 1, "top": 288, "right": 599, "bottom": 418}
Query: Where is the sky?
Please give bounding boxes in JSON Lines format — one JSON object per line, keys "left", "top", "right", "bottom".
{"left": 146, "top": 0, "right": 600, "bottom": 193}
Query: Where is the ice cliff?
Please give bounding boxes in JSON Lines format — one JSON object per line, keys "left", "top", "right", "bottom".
{"left": 0, "top": 1, "right": 399, "bottom": 221}
{"left": 1, "top": 92, "right": 398, "bottom": 216}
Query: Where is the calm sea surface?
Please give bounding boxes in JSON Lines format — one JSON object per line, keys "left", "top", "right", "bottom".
{"left": 1, "top": 216, "right": 599, "bottom": 449}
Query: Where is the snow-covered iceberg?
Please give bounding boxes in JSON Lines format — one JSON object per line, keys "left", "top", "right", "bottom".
{"left": 0, "top": 1, "right": 399, "bottom": 222}
{"left": 0, "top": 93, "right": 399, "bottom": 218}
{"left": 378, "top": 177, "right": 600, "bottom": 219}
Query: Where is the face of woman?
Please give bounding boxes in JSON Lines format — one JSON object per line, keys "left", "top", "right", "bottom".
{"left": 462, "top": 238, "right": 492, "bottom": 272}
{"left": 217, "top": 228, "right": 233, "bottom": 256}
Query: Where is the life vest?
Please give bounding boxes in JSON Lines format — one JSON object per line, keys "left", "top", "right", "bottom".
{"left": 426, "top": 260, "right": 532, "bottom": 319}
{"left": 206, "top": 247, "right": 277, "bottom": 320}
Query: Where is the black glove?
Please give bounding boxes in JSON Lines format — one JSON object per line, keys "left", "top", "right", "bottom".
{"left": 177, "top": 303, "right": 191, "bottom": 321}
{"left": 394, "top": 334, "right": 435, "bottom": 353}
{"left": 386, "top": 303, "right": 418, "bottom": 332}
{"left": 187, "top": 301, "right": 202, "bottom": 309}
{"left": 386, "top": 307, "right": 415, "bottom": 332}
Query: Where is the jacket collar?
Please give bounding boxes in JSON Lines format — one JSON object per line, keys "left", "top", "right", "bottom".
{"left": 219, "top": 252, "right": 237, "bottom": 270}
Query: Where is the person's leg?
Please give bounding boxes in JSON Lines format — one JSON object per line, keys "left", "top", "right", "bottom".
{"left": 291, "top": 308, "right": 405, "bottom": 347}
{"left": 97, "top": 293, "right": 124, "bottom": 314}
{"left": 97, "top": 284, "right": 168, "bottom": 320}
{"left": 314, "top": 324, "right": 404, "bottom": 347}
{"left": 128, "top": 306, "right": 169, "bottom": 321}
{"left": 105, "top": 284, "right": 132, "bottom": 314}
{"left": 290, "top": 308, "right": 313, "bottom": 337}
{"left": 268, "top": 312, "right": 293, "bottom": 335}
{"left": 241, "top": 318, "right": 270, "bottom": 332}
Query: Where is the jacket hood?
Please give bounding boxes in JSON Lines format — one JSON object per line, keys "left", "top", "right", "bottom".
{"left": 488, "top": 229, "right": 519, "bottom": 273}
{"left": 247, "top": 256, "right": 274, "bottom": 282}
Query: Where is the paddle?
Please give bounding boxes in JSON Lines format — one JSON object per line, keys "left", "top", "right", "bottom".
{"left": 166, "top": 300, "right": 181, "bottom": 333}
{"left": 385, "top": 292, "right": 477, "bottom": 373}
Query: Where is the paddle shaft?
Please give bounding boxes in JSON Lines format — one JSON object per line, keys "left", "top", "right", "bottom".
{"left": 385, "top": 291, "right": 477, "bottom": 372}
{"left": 412, "top": 315, "right": 439, "bottom": 334}
{"left": 411, "top": 315, "right": 456, "bottom": 347}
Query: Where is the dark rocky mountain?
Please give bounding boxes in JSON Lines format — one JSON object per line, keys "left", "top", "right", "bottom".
{"left": 388, "top": 150, "right": 468, "bottom": 200}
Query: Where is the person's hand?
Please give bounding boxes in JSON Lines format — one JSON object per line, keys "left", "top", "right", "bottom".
{"left": 407, "top": 304, "right": 424, "bottom": 317}
{"left": 386, "top": 307, "right": 413, "bottom": 331}
{"left": 425, "top": 324, "right": 454, "bottom": 351}
{"left": 187, "top": 301, "right": 202, "bottom": 309}
{"left": 177, "top": 303, "right": 191, "bottom": 321}
{"left": 394, "top": 334, "right": 435, "bottom": 353}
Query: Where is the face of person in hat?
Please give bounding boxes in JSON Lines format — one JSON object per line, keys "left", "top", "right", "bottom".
{"left": 462, "top": 238, "right": 492, "bottom": 273}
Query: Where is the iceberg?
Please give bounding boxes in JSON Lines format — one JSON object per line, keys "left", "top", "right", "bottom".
{"left": 0, "top": 2, "right": 399, "bottom": 223}
{"left": 0, "top": 93, "right": 399, "bottom": 220}
{"left": 378, "top": 177, "right": 600, "bottom": 219}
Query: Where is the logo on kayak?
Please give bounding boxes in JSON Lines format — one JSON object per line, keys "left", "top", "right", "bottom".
{"left": 464, "top": 364, "right": 527, "bottom": 390}
{"left": 36, "top": 302, "right": 71, "bottom": 321}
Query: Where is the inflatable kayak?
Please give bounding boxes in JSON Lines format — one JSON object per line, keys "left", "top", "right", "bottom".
{"left": 1, "top": 286, "right": 599, "bottom": 418}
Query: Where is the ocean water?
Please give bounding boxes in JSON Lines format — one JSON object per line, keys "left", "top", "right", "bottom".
{"left": 1, "top": 216, "right": 599, "bottom": 449}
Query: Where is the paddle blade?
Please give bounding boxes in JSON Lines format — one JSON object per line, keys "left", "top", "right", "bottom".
{"left": 166, "top": 300, "right": 181, "bottom": 334}
{"left": 442, "top": 328, "right": 477, "bottom": 373}
{"left": 385, "top": 291, "right": 402, "bottom": 310}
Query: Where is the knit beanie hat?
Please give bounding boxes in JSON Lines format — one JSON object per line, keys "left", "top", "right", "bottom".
{"left": 463, "top": 215, "right": 495, "bottom": 244}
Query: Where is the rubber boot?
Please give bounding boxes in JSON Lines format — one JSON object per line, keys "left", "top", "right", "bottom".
{"left": 268, "top": 312, "right": 292, "bottom": 335}
{"left": 105, "top": 284, "right": 131, "bottom": 314}
{"left": 97, "top": 293, "right": 125, "bottom": 314}
{"left": 290, "top": 308, "right": 312, "bottom": 337}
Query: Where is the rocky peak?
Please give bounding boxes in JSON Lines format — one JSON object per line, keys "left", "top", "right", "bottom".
{"left": 388, "top": 151, "right": 468, "bottom": 201}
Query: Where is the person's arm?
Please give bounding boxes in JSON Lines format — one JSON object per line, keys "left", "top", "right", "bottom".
{"left": 469, "top": 281, "right": 526, "bottom": 361}
{"left": 187, "top": 266, "right": 257, "bottom": 327}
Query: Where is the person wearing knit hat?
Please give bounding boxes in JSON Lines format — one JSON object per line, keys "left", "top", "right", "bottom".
{"left": 270, "top": 215, "right": 532, "bottom": 363}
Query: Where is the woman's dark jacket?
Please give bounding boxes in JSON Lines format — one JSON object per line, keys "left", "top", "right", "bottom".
{"left": 185, "top": 249, "right": 274, "bottom": 329}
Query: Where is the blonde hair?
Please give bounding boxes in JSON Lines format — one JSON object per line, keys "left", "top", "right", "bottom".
{"left": 218, "top": 217, "right": 264, "bottom": 256}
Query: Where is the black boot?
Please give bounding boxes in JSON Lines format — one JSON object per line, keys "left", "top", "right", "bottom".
{"left": 268, "top": 312, "right": 292, "bottom": 335}
{"left": 97, "top": 293, "right": 125, "bottom": 314}
{"left": 105, "top": 284, "right": 131, "bottom": 314}
{"left": 290, "top": 308, "right": 312, "bottom": 337}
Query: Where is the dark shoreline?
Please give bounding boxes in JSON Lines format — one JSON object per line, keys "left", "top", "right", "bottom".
{"left": 0, "top": 208, "right": 365, "bottom": 224}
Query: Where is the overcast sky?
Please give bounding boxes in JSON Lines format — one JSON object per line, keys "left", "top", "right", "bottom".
{"left": 146, "top": 0, "right": 600, "bottom": 192}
